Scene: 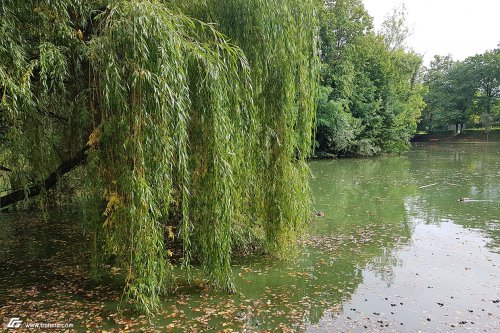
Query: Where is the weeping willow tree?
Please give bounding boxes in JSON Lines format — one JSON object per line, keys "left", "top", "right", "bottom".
{"left": 177, "top": 0, "right": 320, "bottom": 256}
{"left": 1, "top": 0, "right": 319, "bottom": 312}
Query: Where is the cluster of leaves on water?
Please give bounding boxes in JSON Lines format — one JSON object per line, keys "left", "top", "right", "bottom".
{"left": 0, "top": 212, "right": 407, "bottom": 332}
{"left": 0, "top": 0, "right": 318, "bottom": 313}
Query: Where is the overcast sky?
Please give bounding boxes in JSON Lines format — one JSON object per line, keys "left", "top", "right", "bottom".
{"left": 362, "top": 0, "right": 500, "bottom": 64}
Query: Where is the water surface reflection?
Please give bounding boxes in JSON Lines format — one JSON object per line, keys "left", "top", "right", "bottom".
{"left": 0, "top": 144, "right": 499, "bottom": 332}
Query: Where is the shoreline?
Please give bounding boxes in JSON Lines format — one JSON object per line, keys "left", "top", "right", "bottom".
{"left": 412, "top": 129, "right": 500, "bottom": 143}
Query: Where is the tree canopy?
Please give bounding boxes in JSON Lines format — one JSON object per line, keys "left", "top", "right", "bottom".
{"left": 315, "top": 0, "right": 425, "bottom": 157}
{"left": 420, "top": 48, "right": 500, "bottom": 132}
{"left": 0, "top": 0, "right": 319, "bottom": 313}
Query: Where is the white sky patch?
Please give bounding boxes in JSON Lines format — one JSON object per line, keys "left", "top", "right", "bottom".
{"left": 362, "top": 0, "right": 500, "bottom": 64}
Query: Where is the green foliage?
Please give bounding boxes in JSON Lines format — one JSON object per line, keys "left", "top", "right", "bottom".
{"left": 316, "top": 0, "right": 425, "bottom": 156}
{"left": 85, "top": 0, "right": 257, "bottom": 308}
{"left": 319, "top": 0, "right": 372, "bottom": 92}
{"left": 316, "top": 86, "right": 362, "bottom": 155}
{"left": 177, "top": 0, "right": 320, "bottom": 257}
{"left": 420, "top": 55, "right": 455, "bottom": 131}
{"left": 1, "top": 0, "right": 90, "bottom": 199}
{"left": 466, "top": 48, "right": 500, "bottom": 116}
{"left": 1, "top": 0, "right": 319, "bottom": 313}
{"left": 422, "top": 48, "right": 500, "bottom": 132}
{"left": 380, "top": 4, "right": 411, "bottom": 51}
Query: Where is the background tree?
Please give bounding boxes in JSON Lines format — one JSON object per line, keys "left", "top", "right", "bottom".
{"left": 466, "top": 48, "right": 500, "bottom": 116}
{"left": 420, "top": 55, "right": 455, "bottom": 131}
{"left": 319, "top": 0, "right": 373, "bottom": 95}
{"left": 422, "top": 47, "right": 500, "bottom": 132}
{"left": 380, "top": 4, "right": 411, "bottom": 51}
{"left": 316, "top": 0, "right": 371, "bottom": 155}
{"left": 316, "top": 1, "right": 425, "bottom": 156}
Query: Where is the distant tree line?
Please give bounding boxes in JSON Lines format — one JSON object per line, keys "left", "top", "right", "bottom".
{"left": 420, "top": 48, "right": 500, "bottom": 133}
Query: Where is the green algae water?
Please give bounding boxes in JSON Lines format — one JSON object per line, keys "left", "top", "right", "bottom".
{"left": 1, "top": 143, "right": 499, "bottom": 332}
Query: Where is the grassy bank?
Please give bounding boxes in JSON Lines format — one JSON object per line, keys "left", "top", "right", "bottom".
{"left": 412, "top": 128, "right": 500, "bottom": 143}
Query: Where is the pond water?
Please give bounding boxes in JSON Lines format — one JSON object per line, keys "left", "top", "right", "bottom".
{"left": 1, "top": 143, "right": 499, "bottom": 332}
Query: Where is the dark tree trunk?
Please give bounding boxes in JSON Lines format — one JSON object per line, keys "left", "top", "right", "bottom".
{"left": 0, "top": 165, "right": 11, "bottom": 172}
{"left": 0, "top": 145, "right": 89, "bottom": 210}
